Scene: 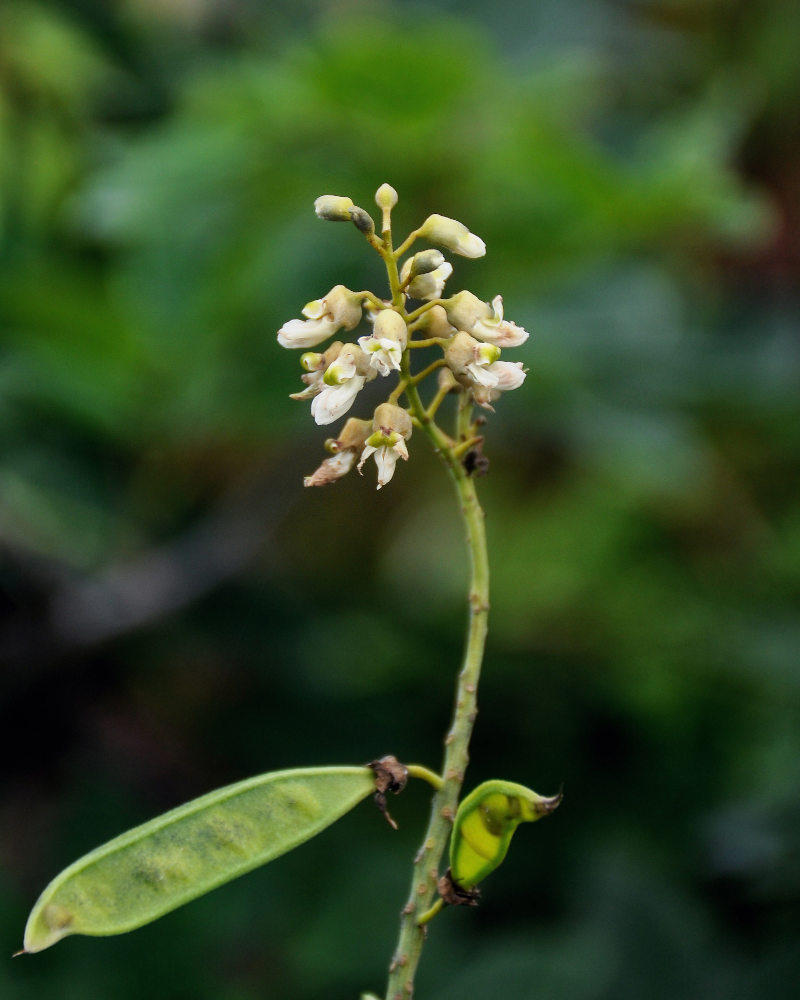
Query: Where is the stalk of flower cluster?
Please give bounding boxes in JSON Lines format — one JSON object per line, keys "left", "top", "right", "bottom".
{"left": 377, "top": 240, "right": 490, "bottom": 1000}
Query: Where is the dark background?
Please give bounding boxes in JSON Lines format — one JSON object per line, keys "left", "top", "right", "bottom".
{"left": 2, "top": 1, "right": 799, "bottom": 998}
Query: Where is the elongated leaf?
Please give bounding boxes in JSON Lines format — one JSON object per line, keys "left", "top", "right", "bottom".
{"left": 23, "top": 766, "right": 375, "bottom": 953}
{"left": 450, "top": 780, "right": 561, "bottom": 890}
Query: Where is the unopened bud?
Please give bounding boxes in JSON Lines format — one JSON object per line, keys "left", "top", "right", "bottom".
{"left": 416, "top": 304, "right": 457, "bottom": 339}
{"left": 418, "top": 214, "right": 486, "bottom": 258}
{"left": 444, "top": 331, "right": 480, "bottom": 375}
{"left": 403, "top": 249, "right": 445, "bottom": 279}
{"left": 314, "top": 195, "right": 355, "bottom": 221}
{"left": 330, "top": 417, "right": 373, "bottom": 453}
{"left": 350, "top": 206, "right": 375, "bottom": 235}
{"left": 375, "top": 183, "right": 398, "bottom": 210}
{"left": 373, "top": 308, "right": 408, "bottom": 348}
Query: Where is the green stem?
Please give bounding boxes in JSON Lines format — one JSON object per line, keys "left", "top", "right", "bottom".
{"left": 384, "top": 380, "right": 489, "bottom": 1000}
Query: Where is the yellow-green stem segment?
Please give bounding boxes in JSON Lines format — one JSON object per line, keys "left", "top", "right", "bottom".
{"left": 369, "top": 221, "right": 489, "bottom": 1000}
{"left": 384, "top": 380, "right": 489, "bottom": 1000}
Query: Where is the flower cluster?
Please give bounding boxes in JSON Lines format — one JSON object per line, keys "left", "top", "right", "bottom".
{"left": 276, "top": 184, "right": 529, "bottom": 488}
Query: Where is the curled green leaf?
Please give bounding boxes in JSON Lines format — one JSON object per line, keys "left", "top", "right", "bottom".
{"left": 449, "top": 779, "right": 561, "bottom": 891}
{"left": 22, "top": 766, "right": 376, "bottom": 953}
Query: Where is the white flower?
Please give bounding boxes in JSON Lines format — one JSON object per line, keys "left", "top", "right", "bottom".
{"left": 289, "top": 344, "right": 342, "bottom": 400}
{"left": 418, "top": 214, "right": 486, "bottom": 258}
{"left": 471, "top": 363, "right": 527, "bottom": 411}
{"left": 309, "top": 345, "right": 369, "bottom": 425}
{"left": 488, "top": 360, "right": 526, "bottom": 390}
{"left": 357, "top": 309, "right": 407, "bottom": 375}
{"left": 400, "top": 257, "right": 454, "bottom": 300}
{"left": 358, "top": 436, "right": 409, "bottom": 489}
{"left": 465, "top": 342, "right": 502, "bottom": 386}
{"left": 445, "top": 291, "right": 529, "bottom": 348}
{"left": 357, "top": 403, "right": 413, "bottom": 489}
{"left": 277, "top": 285, "right": 363, "bottom": 349}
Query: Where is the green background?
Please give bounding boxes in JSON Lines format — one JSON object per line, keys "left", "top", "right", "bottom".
{"left": 2, "top": 1, "right": 798, "bottom": 998}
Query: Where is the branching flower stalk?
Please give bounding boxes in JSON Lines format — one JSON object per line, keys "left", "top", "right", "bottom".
{"left": 277, "top": 184, "right": 533, "bottom": 998}
{"left": 18, "top": 184, "right": 561, "bottom": 988}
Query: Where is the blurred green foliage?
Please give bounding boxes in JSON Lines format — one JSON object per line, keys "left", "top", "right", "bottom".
{"left": 2, "top": 1, "right": 799, "bottom": 999}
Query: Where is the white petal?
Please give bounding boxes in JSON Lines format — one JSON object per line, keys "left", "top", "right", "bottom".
{"left": 487, "top": 360, "right": 526, "bottom": 390}
{"left": 357, "top": 444, "right": 377, "bottom": 474}
{"left": 374, "top": 446, "right": 399, "bottom": 489}
{"left": 455, "top": 232, "right": 486, "bottom": 258}
{"left": 303, "top": 451, "right": 356, "bottom": 487}
{"left": 310, "top": 376, "right": 365, "bottom": 425}
{"left": 277, "top": 316, "right": 336, "bottom": 349}
{"left": 466, "top": 362, "right": 500, "bottom": 388}
{"left": 472, "top": 317, "right": 529, "bottom": 348}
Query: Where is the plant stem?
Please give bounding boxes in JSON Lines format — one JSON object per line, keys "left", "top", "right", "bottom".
{"left": 384, "top": 382, "right": 489, "bottom": 1000}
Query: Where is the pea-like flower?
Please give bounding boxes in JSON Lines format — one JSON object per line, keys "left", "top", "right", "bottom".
{"left": 400, "top": 250, "right": 454, "bottom": 300}
{"left": 444, "top": 291, "right": 528, "bottom": 348}
{"left": 445, "top": 331, "right": 527, "bottom": 404}
{"left": 357, "top": 403, "right": 413, "bottom": 489}
{"left": 310, "top": 344, "right": 373, "bottom": 426}
{"left": 277, "top": 285, "right": 363, "bottom": 349}
{"left": 304, "top": 417, "right": 372, "bottom": 487}
{"left": 358, "top": 309, "right": 408, "bottom": 376}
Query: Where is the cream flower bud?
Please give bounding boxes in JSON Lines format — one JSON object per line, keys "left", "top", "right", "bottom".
{"left": 314, "top": 195, "right": 355, "bottom": 221}
{"left": 408, "top": 263, "right": 453, "bottom": 301}
{"left": 350, "top": 206, "right": 375, "bottom": 235}
{"left": 330, "top": 417, "right": 373, "bottom": 453}
{"left": 444, "top": 331, "right": 482, "bottom": 376}
{"left": 400, "top": 252, "right": 453, "bottom": 301}
{"left": 373, "top": 309, "right": 408, "bottom": 348}
{"left": 418, "top": 214, "right": 486, "bottom": 258}
{"left": 415, "top": 304, "right": 457, "bottom": 339}
{"left": 402, "top": 249, "right": 445, "bottom": 279}
{"left": 375, "top": 183, "right": 398, "bottom": 210}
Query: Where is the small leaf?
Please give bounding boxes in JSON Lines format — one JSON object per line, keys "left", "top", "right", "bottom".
{"left": 449, "top": 780, "right": 561, "bottom": 891}
{"left": 22, "top": 766, "right": 375, "bottom": 953}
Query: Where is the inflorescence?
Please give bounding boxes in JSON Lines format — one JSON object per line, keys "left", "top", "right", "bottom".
{"left": 276, "top": 184, "right": 529, "bottom": 489}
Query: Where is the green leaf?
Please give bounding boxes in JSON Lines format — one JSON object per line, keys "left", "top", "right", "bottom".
{"left": 22, "top": 766, "right": 375, "bottom": 953}
{"left": 450, "top": 780, "right": 561, "bottom": 891}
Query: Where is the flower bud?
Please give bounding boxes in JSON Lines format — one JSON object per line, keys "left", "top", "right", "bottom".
{"left": 373, "top": 308, "right": 408, "bottom": 349}
{"left": 349, "top": 206, "right": 375, "bottom": 235}
{"left": 418, "top": 214, "right": 486, "bottom": 258}
{"left": 415, "top": 304, "right": 457, "bottom": 339}
{"left": 329, "top": 417, "right": 373, "bottom": 453}
{"left": 314, "top": 195, "right": 355, "bottom": 221}
{"left": 402, "top": 249, "right": 445, "bottom": 279}
{"left": 444, "top": 331, "right": 481, "bottom": 375}
{"left": 375, "top": 183, "right": 398, "bottom": 210}
{"left": 444, "top": 290, "right": 491, "bottom": 331}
